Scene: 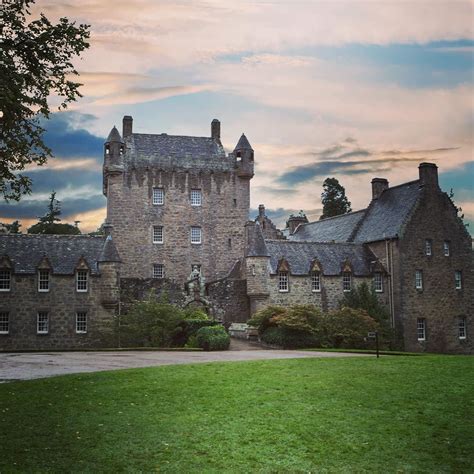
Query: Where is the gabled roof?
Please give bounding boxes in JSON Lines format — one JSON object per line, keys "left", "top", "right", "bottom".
{"left": 352, "top": 180, "right": 422, "bottom": 242}
{"left": 265, "top": 240, "right": 374, "bottom": 276}
{"left": 0, "top": 235, "right": 120, "bottom": 275}
{"left": 290, "top": 210, "right": 366, "bottom": 243}
{"left": 125, "top": 133, "right": 227, "bottom": 169}
{"left": 246, "top": 222, "right": 269, "bottom": 257}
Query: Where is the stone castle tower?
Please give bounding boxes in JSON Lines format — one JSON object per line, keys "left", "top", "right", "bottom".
{"left": 103, "top": 116, "right": 254, "bottom": 284}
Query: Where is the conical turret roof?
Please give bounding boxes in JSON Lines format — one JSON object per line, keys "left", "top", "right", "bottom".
{"left": 234, "top": 133, "right": 253, "bottom": 151}
{"left": 106, "top": 126, "right": 123, "bottom": 143}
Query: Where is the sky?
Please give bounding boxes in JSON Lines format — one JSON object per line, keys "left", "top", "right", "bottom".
{"left": 2, "top": 0, "right": 473, "bottom": 234}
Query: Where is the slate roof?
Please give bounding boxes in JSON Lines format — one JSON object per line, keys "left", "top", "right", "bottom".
{"left": 289, "top": 180, "right": 422, "bottom": 244}
{"left": 106, "top": 126, "right": 123, "bottom": 143}
{"left": 246, "top": 222, "right": 270, "bottom": 257}
{"left": 0, "top": 235, "right": 120, "bottom": 275}
{"left": 123, "top": 132, "right": 229, "bottom": 171}
{"left": 290, "top": 210, "right": 366, "bottom": 242}
{"left": 265, "top": 240, "right": 374, "bottom": 276}
{"left": 234, "top": 133, "right": 253, "bottom": 151}
{"left": 352, "top": 180, "right": 421, "bottom": 242}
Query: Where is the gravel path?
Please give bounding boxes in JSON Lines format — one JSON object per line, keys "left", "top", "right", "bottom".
{"left": 0, "top": 344, "right": 369, "bottom": 382}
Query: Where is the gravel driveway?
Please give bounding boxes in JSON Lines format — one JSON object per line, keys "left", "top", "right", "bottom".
{"left": 0, "top": 344, "right": 369, "bottom": 382}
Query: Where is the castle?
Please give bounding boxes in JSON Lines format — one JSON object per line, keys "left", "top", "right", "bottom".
{"left": 0, "top": 116, "right": 472, "bottom": 353}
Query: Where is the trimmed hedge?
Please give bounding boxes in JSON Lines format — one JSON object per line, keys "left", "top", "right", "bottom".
{"left": 261, "top": 327, "right": 320, "bottom": 349}
{"left": 196, "top": 325, "right": 230, "bottom": 351}
{"left": 173, "top": 319, "right": 219, "bottom": 347}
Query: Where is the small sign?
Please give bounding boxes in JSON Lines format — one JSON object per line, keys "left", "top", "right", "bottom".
{"left": 367, "top": 332, "right": 377, "bottom": 339}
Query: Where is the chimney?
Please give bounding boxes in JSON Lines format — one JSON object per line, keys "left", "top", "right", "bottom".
{"left": 122, "top": 115, "right": 133, "bottom": 138}
{"left": 211, "top": 119, "right": 220, "bottom": 140}
{"left": 371, "top": 178, "right": 389, "bottom": 200}
{"left": 258, "top": 204, "right": 265, "bottom": 218}
{"left": 419, "top": 162, "right": 439, "bottom": 189}
{"left": 286, "top": 212, "right": 308, "bottom": 235}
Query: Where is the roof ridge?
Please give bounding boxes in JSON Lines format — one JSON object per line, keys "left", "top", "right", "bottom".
{"left": 384, "top": 179, "right": 420, "bottom": 191}
{"left": 265, "top": 239, "right": 362, "bottom": 246}
{"left": 132, "top": 133, "right": 214, "bottom": 140}
{"left": 301, "top": 208, "right": 367, "bottom": 227}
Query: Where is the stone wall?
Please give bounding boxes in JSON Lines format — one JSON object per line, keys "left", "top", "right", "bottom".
{"left": 107, "top": 167, "right": 250, "bottom": 284}
{"left": 0, "top": 264, "right": 119, "bottom": 350}
{"left": 207, "top": 278, "right": 249, "bottom": 323}
{"left": 399, "top": 186, "right": 473, "bottom": 354}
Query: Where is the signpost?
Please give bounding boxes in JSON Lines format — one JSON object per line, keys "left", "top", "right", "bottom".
{"left": 367, "top": 331, "right": 380, "bottom": 358}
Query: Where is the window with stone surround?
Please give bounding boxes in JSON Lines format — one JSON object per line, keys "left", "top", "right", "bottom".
{"left": 191, "top": 226, "right": 202, "bottom": 244}
{"left": 38, "top": 270, "right": 50, "bottom": 292}
{"left": 153, "top": 264, "right": 164, "bottom": 279}
{"left": 415, "top": 270, "right": 423, "bottom": 290}
{"left": 0, "top": 270, "right": 11, "bottom": 291}
{"left": 443, "top": 241, "right": 450, "bottom": 256}
{"left": 76, "top": 312, "right": 87, "bottom": 333}
{"left": 278, "top": 272, "right": 289, "bottom": 292}
{"left": 311, "top": 272, "right": 321, "bottom": 292}
{"left": 153, "top": 225, "right": 163, "bottom": 244}
{"left": 37, "top": 311, "right": 49, "bottom": 334}
{"left": 374, "top": 272, "right": 383, "bottom": 292}
{"left": 417, "top": 318, "right": 426, "bottom": 341}
{"left": 458, "top": 318, "right": 466, "bottom": 340}
{"left": 425, "top": 239, "right": 432, "bottom": 256}
{"left": 76, "top": 270, "right": 88, "bottom": 292}
{"left": 455, "top": 271, "right": 462, "bottom": 290}
{"left": 190, "top": 189, "right": 202, "bottom": 206}
{"left": 342, "top": 272, "right": 352, "bottom": 292}
{"left": 0, "top": 312, "right": 9, "bottom": 334}
{"left": 152, "top": 187, "right": 164, "bottom": 205}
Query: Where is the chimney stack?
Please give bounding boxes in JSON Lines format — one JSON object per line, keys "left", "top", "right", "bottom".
{"left": 258, "top": 204, "right": 265, "bottom": 218}
{"left": 211, "top": 119, "right": 220, "bottom": 140}
{"left": 122, "top": 115, "right": 133, "bottom": 138}
{"left": 286, "top": 212, "right": 308, "bottom": 235}
{"left": 419, "top": 162, "right": 439, "bottom": 189}
{"left": 371, "top": 178, "right": 389, "bottom": 200}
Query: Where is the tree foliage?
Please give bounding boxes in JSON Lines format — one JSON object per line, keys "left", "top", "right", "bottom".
{"left": 0, "top": 220, "right": 21, "bottom": 233}
{"left": 27, "top": 191, "right": 81, "bottom": 234}
{"left": 0, "top": 0, "right": 90, "bottom": 201}
{"left": 320, "top": 177, "right": 352, "bottom": 220}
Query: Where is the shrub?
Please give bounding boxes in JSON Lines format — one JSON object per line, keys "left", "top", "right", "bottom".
{"left": 196, "top": 325, "right": 230, "bottom": 351}
{"left": 261, "top": 326, "right": 319, "bottom": 349}
{"left": 247, "top": 305, "right": 285, "bottom": 335}
{"left": 183, "top": 307, "right": 209, "bottom": 320}
{"left": 120, "top": 296, "right": 184, "bottom": 347}
{"left": 323, "top": 307, "right": 379, "bottom": 349}
{"left": 173, "top": 318, "right": 219, "bottom": 346}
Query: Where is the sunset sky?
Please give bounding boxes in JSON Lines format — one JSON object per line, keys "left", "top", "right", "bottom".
{"left": 2, "top": 0, "right": 473, "bottom": 234}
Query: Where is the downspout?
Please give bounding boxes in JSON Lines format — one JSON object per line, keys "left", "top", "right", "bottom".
{"left": 385, "top": 237, "right": 395, "bottom": 328}
{"left": 390, "top": 239, "right": 396, "bottom": 328}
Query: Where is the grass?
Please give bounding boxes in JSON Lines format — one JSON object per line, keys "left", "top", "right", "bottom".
{"left": 1, "top": 356, "right": 472, "bottom": 473}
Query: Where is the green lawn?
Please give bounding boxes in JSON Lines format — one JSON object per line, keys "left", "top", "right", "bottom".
{"left": 1, "top": 356, "right": 472, "bottom": 473}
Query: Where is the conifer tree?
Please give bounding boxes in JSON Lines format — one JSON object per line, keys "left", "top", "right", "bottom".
{"left": 320, "top": 177, "right": 352, "bottom": 220}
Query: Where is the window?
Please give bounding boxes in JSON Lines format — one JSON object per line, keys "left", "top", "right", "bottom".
{"left": 37, "top": 312, "right": 49, "bottom": 334}
{"left": 190, "top": 189, "right": 202, "bottom": 206}
{"left": 415, "top": 270, "right": 423, "bottom": 290}
{"left": 425, "top": 239, "right": 432, "bottom": 256}
{"left": 153, "top": 225, "right": 163, "bottom": 244}
{"left": 417, "top": 318, "right": 426, "bottom": 341}
{"left": 0, "top": 270, "right": 11, "bottom": 291}
{"left": 76, "top": 270, "right": 88, "bottom": 292}
{"left": 38, "top": 270, "right": 50, "bottom": 292}
{"left": 153, "top": 264, "right": 164, "bottom": 279}
{"left": 152, "top": 187, "right": 164, "bottom": 205}
{"left": 374, "top": 272, "right": 383, "bottom": 292}
{"left": 455, "top": 271, "right": 462, "bottom": 290}
{"left": 76, "top": 312, "right": 87, "bottom": 333}
{"left": 191, "top": 226, "right": 202, "bottom": 244}
{"left": 443, "top": 241, "right": 450, "bottom": 256}
{"left": 343, "top": 272, "right": 352, "bottom": 292}
{"left": 311, "top": 272, "right": 321, "bottom": 292}
{"left": 458, "top": 318, "right": 467, "bottom": 340}
{"left": 278, "top": 272, "right": 289, "bottom": 292}
{"left": 0, "top": 312, "right": 9, "bottom": 334}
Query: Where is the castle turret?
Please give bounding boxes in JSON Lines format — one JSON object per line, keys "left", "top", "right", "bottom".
{"left": 234, "top": 133, "right": 254, "bottom": 178}
{"left": 103, "top": 126, "right": 125, "bottom": 196}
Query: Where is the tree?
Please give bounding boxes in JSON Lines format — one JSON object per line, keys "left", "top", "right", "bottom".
{"left": 0, "top": 0, "right": 90, "bottom": 201}
{"left": 27, "top": 191, "right": 81, "bottom": 234}
{"left": 320, "top": 177, "right": 352, "bottom": 220}
{"left": 0, "top": 220, "right": 21, "bottom": 233}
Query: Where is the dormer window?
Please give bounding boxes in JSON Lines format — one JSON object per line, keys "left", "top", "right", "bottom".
{"left": 373, "top": 272, "right": 383, "bottom": 292}
{"left": 0, "top": 270, "right": 11, "bottom": 291}
{"left": 311, "top": 271, "right": 321, "bottom": 292}
{"left": 76, "top": 270, "right": 88, "bottom": 292}
{"left": 153, "top": 187, "right": 164, "bottom": 206}
{"left": 278, "top": 272, "right": 289, "bottom": 292}
{"left": 38, "top": 270, "right": 50, "bottom": 292}
{"left": 342, "top": 272, "right": 352, "bottom": 292}
{"left": 425, "top": 239, "right": 432, "bottom": 256}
